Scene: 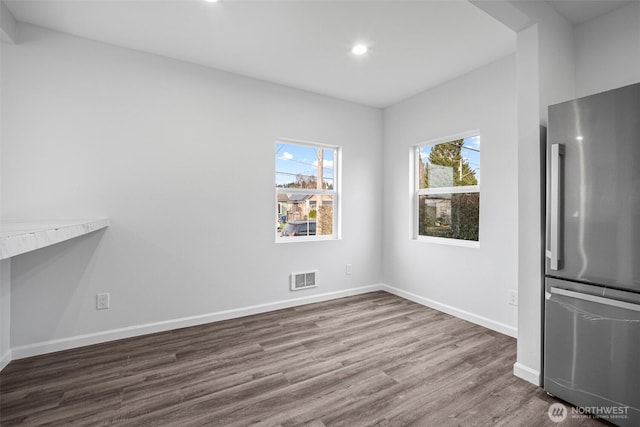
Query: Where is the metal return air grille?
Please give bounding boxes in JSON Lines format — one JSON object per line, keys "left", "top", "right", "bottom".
{"left": 291, "top": 270, "right": 318, "bottom": 291}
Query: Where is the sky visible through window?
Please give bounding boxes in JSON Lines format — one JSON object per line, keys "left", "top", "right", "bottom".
{"left": 419, "top": 135, "right": 480, "bottom": 184}
{"left": 276, "top": 142, "right": 334, "bottom": 188}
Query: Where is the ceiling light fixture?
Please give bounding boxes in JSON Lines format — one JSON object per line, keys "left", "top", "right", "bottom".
{"left": 204, "top": 0, "right": 220, "bottom": 3}
{"left": 351, "top": 44, "right": 368, "bottom": 55}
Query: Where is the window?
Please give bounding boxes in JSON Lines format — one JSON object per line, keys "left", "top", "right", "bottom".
{"left": 415, "top": 133, "right": 480, "bottom": 244}
{"left": 276, "top": 140, "right": 339, "bottom": 241}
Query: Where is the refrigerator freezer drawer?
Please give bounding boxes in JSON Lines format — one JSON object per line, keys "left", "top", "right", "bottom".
{"left": 544, "top": 278, "right": 640, "bottom": 426}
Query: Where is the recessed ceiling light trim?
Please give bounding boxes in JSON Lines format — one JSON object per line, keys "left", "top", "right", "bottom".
{"left": 351, "top": 44, "right": 368, "bottom": 55}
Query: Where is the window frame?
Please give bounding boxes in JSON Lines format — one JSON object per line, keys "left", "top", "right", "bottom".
{"left": 275, "top": 139, "right": 341, "bottom": 243}
{"left": 413, "top": 131, "right": 480, "bottom": 247}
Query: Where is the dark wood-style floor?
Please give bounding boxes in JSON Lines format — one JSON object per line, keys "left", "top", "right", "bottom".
{"left": 1, "top": 291, "right": 608, "bottom": 426}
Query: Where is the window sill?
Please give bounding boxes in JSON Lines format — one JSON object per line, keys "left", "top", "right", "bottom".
{"left": 276, "top": 235, "right": 339, "bottom": 244}
{"left": 414, "top": 236, "right": 480, "bottom": 248}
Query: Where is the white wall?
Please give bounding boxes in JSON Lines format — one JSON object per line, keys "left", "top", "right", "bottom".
{"left": 574, "top": 1, "right": 640, "bottom": 97}
{"left": 0, "top": 260, "right": 10, "bottom": 369}
{"left": 514, "top": 1, "right": 576, "bottom": 385}
{"left": 0, "top": 14, "right": 12, "bottom": 369}
{"left": 382, "top": 55, "right": 518, "bottom": 336}
{"left": 0, "top": 0, "right": 18, "bottom": 44}
{"left": 537, "top": 8, "right": 575, "bottom": 125}
{"left": 1, "top": 24, "right": 383, "bottom": 355}
{"left": 513, "top": 23, "right": 544, "bottom": 384}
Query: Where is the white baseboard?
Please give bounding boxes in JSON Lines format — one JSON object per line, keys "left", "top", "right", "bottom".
{"left": 11, "top": 284, "right": 385, "bottom": 360}
{"left": 513, "top": 362, "right": 541, "bottom": 386}
{"left": 0, "top": 349, "right": 11, "bottom": 372}
{"left": 381, "top": 284, "right": 518, "bottom": 338}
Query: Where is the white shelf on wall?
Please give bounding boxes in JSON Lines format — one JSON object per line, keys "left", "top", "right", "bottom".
{"left": 0, "top": 219, "right": 109, "bottom": 260}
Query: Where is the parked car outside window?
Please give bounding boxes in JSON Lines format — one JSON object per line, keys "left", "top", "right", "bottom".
{"left": 281, "top": 220, "right": 316, "bottom": 237}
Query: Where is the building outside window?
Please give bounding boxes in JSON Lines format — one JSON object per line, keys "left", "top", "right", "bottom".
{"left": 415, "top": 132, "right": 480, "bottom": 244}
{"left": 276, "top": 140, "right": 339, "bottom": 241}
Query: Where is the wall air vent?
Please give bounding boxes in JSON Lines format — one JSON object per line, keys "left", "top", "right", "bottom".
{"left": 291, "top": 270, "right": 318, "bottom": 291}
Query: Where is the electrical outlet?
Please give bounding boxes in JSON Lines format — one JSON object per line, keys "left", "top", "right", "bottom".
{"left": 96, "top": 293, "right": 110, "bottom": 310}
{"left": 508, "top": 289, "right": 518, "bottom": 306}
{"left": 346, "top": 264, "right": 353, "bottom": 275}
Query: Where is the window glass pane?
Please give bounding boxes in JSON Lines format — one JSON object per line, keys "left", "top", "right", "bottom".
{"left": 418, "top": 135, "right": 480, "bottom": 189}
{"left": 276, "top": 142, "right": 334, "bottom": 190}
{"left": 418, "top": 193, "right": 479, "bottom": 241}
{"left": 277, "top": 193, "right": 334, "bottom": 237}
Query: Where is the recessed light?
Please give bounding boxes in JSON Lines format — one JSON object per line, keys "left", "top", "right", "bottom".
{"left": 576, "top": 136, "right": 584, "bottom": 140}
{"left": 351, "top": 44, "right": 368, "bottom": 55}
{"left": 204, "top": 0, "right": 220, "bottom": 3}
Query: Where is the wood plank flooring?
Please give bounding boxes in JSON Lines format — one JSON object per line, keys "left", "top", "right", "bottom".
{"left": 0, "top": 291, "right": 609, "bottom": 426}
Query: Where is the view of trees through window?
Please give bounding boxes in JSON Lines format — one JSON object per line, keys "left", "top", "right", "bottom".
{"left": 276, "top": 141, "right": 337, "bottom": 239}
{"left": 417, "top": 135, "right": 480, "bottom": 242}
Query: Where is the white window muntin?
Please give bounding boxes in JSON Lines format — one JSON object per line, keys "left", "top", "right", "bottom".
{"left": 417, "top": 185, "right": 479, "bottom": 196}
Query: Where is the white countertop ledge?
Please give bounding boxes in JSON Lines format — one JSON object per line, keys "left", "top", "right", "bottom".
{"left": 0, "top": 219, "right": 109, "bottom": 260}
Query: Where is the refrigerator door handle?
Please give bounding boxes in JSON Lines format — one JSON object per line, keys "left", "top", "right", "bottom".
{"left": 549, "top": 286, "right": 640, "bottom": 312}
{"left": 548, "top": 143, "right": 564, "bottom": 270}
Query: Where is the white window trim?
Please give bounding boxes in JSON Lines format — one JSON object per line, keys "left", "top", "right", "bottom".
{"left": 275, "top": 139, "right": 341, "bottom": 243}
{"left": 413, "top": 130, "right": 480, "bottom": 245}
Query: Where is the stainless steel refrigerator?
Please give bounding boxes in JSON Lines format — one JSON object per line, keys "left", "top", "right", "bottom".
{"left": 544, "top": 82, "right": 640, "bottom": 426}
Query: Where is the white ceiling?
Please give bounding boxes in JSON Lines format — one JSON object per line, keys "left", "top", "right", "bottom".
{"left": 3, "top": 0, "right": 517, "bottom": 108}
{"left": 3, "top": 1, "right": 631, "bottom": 108}
{"left": 546, "top": 0, "right": 633, "bottom": 25}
